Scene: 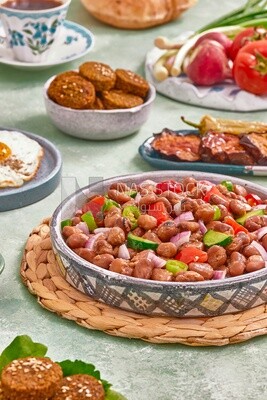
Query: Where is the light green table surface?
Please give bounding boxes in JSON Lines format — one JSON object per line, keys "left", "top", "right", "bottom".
{"left": 1, "top": 1, "right": 267, "bottom": 399}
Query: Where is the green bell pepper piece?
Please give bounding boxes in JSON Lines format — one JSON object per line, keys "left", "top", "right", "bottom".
{"left": 102, "top": 198, "right": 120, "bottom": 212}
{"left": 122, "top": 205, "right": 141, "bottom": 229}
{"left": 81, "top": 211, "right": 98, "bottom": 231}
{"left": 220, "top": 180, "right": 234, "bottom": 191}
{"left": 165, "top": 260, "right": 188, "bottom": 274}
{"left": 212, "top": 205, "right": 221, "bottom": 221}
{"left": 61, "top": 219, "right": 72, "bottom": 229}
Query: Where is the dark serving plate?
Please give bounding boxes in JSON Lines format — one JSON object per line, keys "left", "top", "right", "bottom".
{"left": 139, "top": 129, "right": 267, "bottom": 176}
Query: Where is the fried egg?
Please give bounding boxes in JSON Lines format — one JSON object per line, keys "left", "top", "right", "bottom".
{"left": 0, "top": 130, "right": 44, "bottom": 188}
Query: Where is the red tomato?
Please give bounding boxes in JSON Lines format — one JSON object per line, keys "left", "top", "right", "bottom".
{"left": 224, "top": 216, "right": 248, "bottom": 234}
{"left": 245, "top": 193, "right": 263, "bottom": 207}
{"left": 233, "top": 40, "right": 267, "bottom": 95}
{"left": 147, "top": 201, "right": 171, "bottom": 226}
{"left": 203, "top": 186, "right": 224, "bottom": 203}
{"left": 229, "top": 27, "right": 267, "bottom": 61}
{"left": 175, "top": 247, "right": 208, "bottom": 264}
{"left": 82, "top": 195, "right": 105, "bottom": 225}
{"left": 155, "top": 180, "right": 182, "bottom": 195}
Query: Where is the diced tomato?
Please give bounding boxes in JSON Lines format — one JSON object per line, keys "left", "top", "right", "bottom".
{"left": 82, "top": 195, "right": 106, "bottom": 225}
{"left": 203, "top": 186, "right": 224, "bottom": 202}
{"left": 224, "top": 216, "right": 248, "bottom": 234}
{"left": 175, "top": 247, "right": 208, "bottom": 264}
{"left": 245, "top": 193, "right": 263, "bottom": 207}
{"left": 155, "top": 180, "right": 183, "bottom": 195}
{"left": 147, "top": 201, "right": 171, "bottom": 226}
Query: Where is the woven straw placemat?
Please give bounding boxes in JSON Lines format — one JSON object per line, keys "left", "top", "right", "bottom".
{"left": 20, "top": 219, "right": 267, "bottom": 347}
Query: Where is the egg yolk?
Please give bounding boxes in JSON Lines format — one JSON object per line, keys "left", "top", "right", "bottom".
{"left": 0, "top": 142, "right": 12, "bottom": 161}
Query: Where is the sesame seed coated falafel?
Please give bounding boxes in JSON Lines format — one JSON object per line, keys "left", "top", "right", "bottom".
{"left": 53, "top": 374, "right": 105, "bottom": 400}
{"left": 1, "top": 356, "right": 63, "bottom": 400}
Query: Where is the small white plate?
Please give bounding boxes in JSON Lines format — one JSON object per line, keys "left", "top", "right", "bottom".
{"left": 145, "top": 32, "right": 267, "bottom": 112}
{"left": 0, "top": 20, "right": 94, "bottom": 70}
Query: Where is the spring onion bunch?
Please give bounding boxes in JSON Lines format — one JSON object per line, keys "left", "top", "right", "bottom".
{"left": 197, "top": 0, "right": 267, "bottom": 32}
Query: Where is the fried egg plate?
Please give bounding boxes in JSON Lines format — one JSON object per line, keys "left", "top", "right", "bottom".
{"left": 0, "top": 130, "right": 44, "bottom": 188}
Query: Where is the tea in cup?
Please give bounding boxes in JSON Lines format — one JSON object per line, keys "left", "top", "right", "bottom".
{"left": 0, "top": 0, "right": 72, "bottom": 63}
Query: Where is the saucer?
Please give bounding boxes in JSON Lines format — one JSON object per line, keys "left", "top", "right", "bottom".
{"left": 0, "top": 20, "right": 94, "bottom": 70}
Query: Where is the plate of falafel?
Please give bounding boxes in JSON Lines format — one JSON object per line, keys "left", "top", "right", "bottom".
{"left": 0, "top": 335, "right": 127, "bottom": 400}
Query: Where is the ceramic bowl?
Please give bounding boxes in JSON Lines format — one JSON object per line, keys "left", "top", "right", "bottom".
{"left": 50, "top": 171, "right": 267, "bottom": 318}
{"left": 0, "top": 253, "right": 5, "bottom": 276}
{"left": 43, "top": 77, "right": 156, "bottom": 140}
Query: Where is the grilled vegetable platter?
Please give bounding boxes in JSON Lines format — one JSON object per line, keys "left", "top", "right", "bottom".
{"left": 145, "top": 0, "right": 267, "bottom": 111}
{"left": 139, "top": 115, "right": 267, "bottom": 176}
{"left": 0, "top": 335, "right": 127, "bottom": 400}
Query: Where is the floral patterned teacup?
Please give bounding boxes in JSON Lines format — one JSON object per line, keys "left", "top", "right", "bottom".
{"left": 0, "top": 0, "right": 71, "bottom": 63}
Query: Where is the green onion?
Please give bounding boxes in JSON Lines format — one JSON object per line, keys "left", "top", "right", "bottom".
{"left": 197, "top": 0, "right": 267, "bottom": 33}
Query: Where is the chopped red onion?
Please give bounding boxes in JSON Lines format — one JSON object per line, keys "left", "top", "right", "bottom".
{"left": 140, "top": 179, "right": 157, "bottom": 187}
{"left": 252, "top": 204, "right": 267, "bottom": 210}
{"left": 170, "top": 231, "right": 191, "bottom": 247}
{"left": 256, "top": 226, "right": 267, "bottom": 240}
{"left": 212, "top": 270, "right": 226, "bottom": 280}
{"left": 118, "top": 244, "right": 130, "bottom": 260}
{"left": 75, "top": 221, "right": 89, "bottom": 235}
{"left": 174, "top": 211, "right": 194, "bottom": 225}
{"left": 75, "top": 209, "right": 83, "bottom": 216}
{"left": 148, "top": 253, "right": 166, "bottom": 268}
{"left": 244, "top": 203, "right": 252, "bottom": 211}
{"left": 134, "top": 192, "right": 142, "bottom": 204}
{"left": 198, "top": 181, "right": 215, "bottom": 192}
{"left": 94, "top": 227, "right": 111, "bottom": 234}
{"left": 173, "top": 201, "right": 182, "bottom": 216}
{"left": 198, "top": 219, "right": 207, "bottom": 234}
{"left": 251, "top": 240, "right": 267, "bottom": 261}
{"left": 84, "top": 233, "right": 102, "bottom": 250}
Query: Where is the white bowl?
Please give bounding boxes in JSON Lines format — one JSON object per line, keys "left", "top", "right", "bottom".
{"left": 50, "top": 170, "right": 267, "bottom": 318}
{"left": 43, "top": 76, "right": 156, "bottom": 140}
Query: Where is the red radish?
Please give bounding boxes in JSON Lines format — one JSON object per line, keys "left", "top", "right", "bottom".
{"left": 184, "top": 39, "right": 232, "bottom": 86}
{"left": 194, "top": 31, "right": 233, "bottom": 55}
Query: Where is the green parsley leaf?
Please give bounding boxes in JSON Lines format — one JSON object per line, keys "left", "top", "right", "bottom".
{"left": 0, "top": 335, "right": 47, "bottom": 375}
{"left": 58, "top": 359, "right": 111, "bottom": 393}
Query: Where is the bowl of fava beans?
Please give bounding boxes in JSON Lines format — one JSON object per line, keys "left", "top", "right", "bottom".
{"left": 50, "top": 170, "right": 267, "bottom": 317}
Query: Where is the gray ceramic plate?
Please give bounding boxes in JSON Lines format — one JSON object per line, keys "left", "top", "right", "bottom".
{"left": 0, "top": 128, "right": 62, "bottom": 212}
{"left": 50, "top": 170, "right": 267, "bottom": 318}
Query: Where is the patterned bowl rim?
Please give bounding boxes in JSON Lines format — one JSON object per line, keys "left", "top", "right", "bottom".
{"left": 50, "top": 170, "right": 267, "bottom": 292}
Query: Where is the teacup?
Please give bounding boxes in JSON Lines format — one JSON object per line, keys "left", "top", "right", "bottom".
{"left": 0, "top": 0, "right": 71, "bottom": 63}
